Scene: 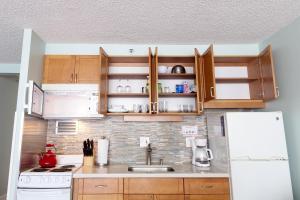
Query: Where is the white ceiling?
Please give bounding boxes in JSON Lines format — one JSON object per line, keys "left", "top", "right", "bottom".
{"left": 1, "top": 0, "right": 300, "bottom": 63}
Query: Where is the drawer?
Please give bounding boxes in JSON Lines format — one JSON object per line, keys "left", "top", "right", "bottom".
{"left": 124, "top": 195, "right": 154, "bottom": 200}
{"left": 184, "top": 178, "right": 229, "bottom": 195}
{"left": 155, "top": 195, "right": 184, "bottom": 200}
{"left": 83, "top": 178, "right": 123, "bottom": 194}
{"left": 80, "top": 194, "right": 123, "bottom": 200}
{"left": 124, "top": 178, "right": 184, "bottom": 194}
{"left": 184, "top": 195, "right": 230, "bottom": 200}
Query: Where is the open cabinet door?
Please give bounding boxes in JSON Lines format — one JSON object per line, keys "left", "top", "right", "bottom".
{"left": 195, "top": 49, "right": 204, "bottom": 115}
{"left": 259, "top": 45, "right": 279, "bottom": 101}
{"left": 202, "top": 45, "right": 216, "bottom": 101}
{"left": 99, "top": 47, "right": 109, "bottom": 115}
{"left": 148, "top": 47, "right": 154, "bottom": 114}
{"left": 151, "top": 47, "right": 159, "bottom": 114}
{"left": 26, "top": 80, "right": 44, "bottom": 118}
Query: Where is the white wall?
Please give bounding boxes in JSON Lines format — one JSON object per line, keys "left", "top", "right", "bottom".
{"left": 0, "top": 64, "right": 20, "bottom": 74}
{"left": 260, "top": 17, "right": 300, "bottom": 199}
{"left": 0, "top": 76, "right": 18, "bottom": 198}
{"left": 7, "top": 29, "right": 45, "bottom": 200}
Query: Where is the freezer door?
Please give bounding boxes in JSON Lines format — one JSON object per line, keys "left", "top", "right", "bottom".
{"left": 225, "top": 112, "right": 288, "bottom": 159}
{"left": 230, "top": 160, "right": 293, "bottom": 200}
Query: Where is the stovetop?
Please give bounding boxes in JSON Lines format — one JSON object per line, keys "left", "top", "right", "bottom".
{"left": 30, "top": 165, "right": 76, "bottom": 173}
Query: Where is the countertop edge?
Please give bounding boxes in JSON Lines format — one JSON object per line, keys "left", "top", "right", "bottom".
{"left": 73, "top": 173, "right": 230, "bottom": 178}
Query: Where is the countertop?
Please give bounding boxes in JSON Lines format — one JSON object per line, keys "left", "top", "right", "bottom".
{"left": 73, "top": 164, "right": 229, "bottom": 178}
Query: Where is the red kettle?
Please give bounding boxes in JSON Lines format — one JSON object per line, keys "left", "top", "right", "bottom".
{"left": 39, "top": 144, "right": 57, "bottom": 168}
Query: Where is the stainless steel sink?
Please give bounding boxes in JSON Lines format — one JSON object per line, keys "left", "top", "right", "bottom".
{"left": 128, "top": 165, "right": 175, "bottom": 173}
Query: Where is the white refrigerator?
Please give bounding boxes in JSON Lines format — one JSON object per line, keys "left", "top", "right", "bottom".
{"left": 225, "top": 112, "right": 293, "bottom": 200}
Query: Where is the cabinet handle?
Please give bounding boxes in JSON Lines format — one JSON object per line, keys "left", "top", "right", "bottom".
{"left": 199, "top": 101, "right": 204, "bottom": 112}
{"left": 276, "top": 87, "right": 280, "bottom": 97}
{"left": 95, "top": 184, "right": 107, "bottom": 188}
{"left": 201, "top": 185, "right": 214, "bottom": 189}
{"left": 210, "top": 87, "right": 215, "bottom": 98}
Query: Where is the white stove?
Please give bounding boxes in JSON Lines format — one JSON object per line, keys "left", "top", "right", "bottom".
{"left": 17, "top": 155, "right": 82, "bottom": 200}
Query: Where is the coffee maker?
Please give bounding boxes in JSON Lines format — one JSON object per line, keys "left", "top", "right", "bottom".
{"left": 192, "top": 138, "right": 213, "bottom": 167}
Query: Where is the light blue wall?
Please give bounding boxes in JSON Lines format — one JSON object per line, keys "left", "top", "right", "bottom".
{"left": 260, "top": 17, "right": 300, "bottom": 199}
{"left": 0, "top": 76, "right": 18, "bottom": 196}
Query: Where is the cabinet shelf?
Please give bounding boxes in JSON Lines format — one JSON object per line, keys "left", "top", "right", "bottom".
{"left": 108, "top": 73, "right": 149, "bottom": 79}
{"left": 215, "top": 77, "right": 259, "bottom": 83}
{"left": 204, "top": 99, "right": 265, "bottom": 109}
{"left": 108, "top": 93, "right": 149, "bottom": 98}
{"left": 157, "top": 112, "right": 198, "bottom": 116}
{"left": 159, "top": 93, "right": 197, "bottom": 97}
{"left": 158, "top": 73, "right": 196, "bottom": 79}
{"left": 107, "top": 112, "right": 150, "bottom": 116}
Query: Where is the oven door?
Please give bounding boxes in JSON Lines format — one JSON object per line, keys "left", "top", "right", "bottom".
{"left": 17, "top": 188, "right": 71, "bottom": 200}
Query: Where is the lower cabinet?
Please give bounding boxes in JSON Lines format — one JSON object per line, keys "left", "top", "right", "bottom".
{"left": 80, "top": 194, "right": 123, "bottom": 200}
{"left": 184, "top": 195, "right": 230, "bottom": 200}
{"left": 73, "top": 178, "right": 230, "bottom": 200}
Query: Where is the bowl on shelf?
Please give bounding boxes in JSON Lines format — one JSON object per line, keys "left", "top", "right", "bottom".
{"left": 158, "top": 66, "right": 168, "bottom": 73}
{"left": 171, "top": 65, "right": 186, "bottom": 74}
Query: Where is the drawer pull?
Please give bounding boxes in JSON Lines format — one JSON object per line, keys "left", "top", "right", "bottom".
{"left": 95, "top": 184, "right": 108, "bottom": 188}
{"left": 203, "top": 185, "right": 214, "bottom": 189}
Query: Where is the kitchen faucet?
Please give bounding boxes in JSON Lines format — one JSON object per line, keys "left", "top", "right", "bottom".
{"left": 146, "top": 143, "right": 152, "bottom": 165}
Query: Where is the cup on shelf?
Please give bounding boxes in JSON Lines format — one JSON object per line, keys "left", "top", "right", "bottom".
{"left": 125, "top": 80, "right": 131, "bottom": 93}
{"left": 141, "top": 104, "right": 149, "bottom": 113}
{"left": 188, "top": 104, "right": 194, "bottom": 112}
{"left": 159, "top": 101, "right": 168, "bottom": 112}
{"left": 176, "top": 84, "right": 184, "bottom": 93}
{"left": 133, "top": 104, "right": 142, "bottom": 113}
{"left": 116, "top": 80, "right": 124, "bottom": 93}
{"left": 163, "top": 86, "right": 170, "bottom": 93}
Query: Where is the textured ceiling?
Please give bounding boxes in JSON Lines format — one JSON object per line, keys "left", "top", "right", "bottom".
{"left": 1, "top": 0, "right": 300, "bottom": 63}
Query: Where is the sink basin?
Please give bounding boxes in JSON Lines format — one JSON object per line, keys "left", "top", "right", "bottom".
{"left": 128, "top": 165, "right": 175, "bottom": 173}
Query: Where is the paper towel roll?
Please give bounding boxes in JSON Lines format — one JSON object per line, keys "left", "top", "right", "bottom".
{"left": 97, "top": 138, "right": 109, "bottom": 165}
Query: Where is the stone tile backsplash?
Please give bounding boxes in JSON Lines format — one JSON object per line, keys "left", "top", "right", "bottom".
{"left": 47, "top": 113, "right": 228, "bottom": 168}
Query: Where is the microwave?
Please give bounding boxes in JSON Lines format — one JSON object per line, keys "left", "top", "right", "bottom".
{"left": 26, "top": 81, "right": 103, "bottom": 119}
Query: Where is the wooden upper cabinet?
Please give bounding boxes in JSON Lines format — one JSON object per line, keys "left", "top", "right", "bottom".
{"left": 75, "top": 56, "right": 100, "bottom": 83}
{"left": 43, "top": 55, "right": 100, "bottom": 84}
{"left": 99, "top": 47, "right": 109, "bottom": 115}
{"left": 202, "top": 45, "right": 216, "bottom": 101}
{"left": 259, "top": 45, "right": 278, "bottom": 100}
{"left": 152, "top": 47, "right": 159, "bottom": 114}
{"left": 148, "top": 47, "right": 154, "bottom": 114}
{"left": 43, "top": 55, "right": 76, "bottom": 83}
{"left": 195, "top": 48, "right": 204, "bottom": 115}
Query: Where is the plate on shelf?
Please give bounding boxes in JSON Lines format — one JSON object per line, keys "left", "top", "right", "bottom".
{"left": 108, "top": 108, "right": 129, "bottom": 113}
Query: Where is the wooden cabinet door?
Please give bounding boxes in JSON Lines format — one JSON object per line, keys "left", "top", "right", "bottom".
{"left": 75, "top": 56, "right": 100, "bottom": 83}
{"left": 81, "top": 194, "right": 123, "bottom": 200}
{"left": 184, "top": 195, "right": 230, "bottom": 200}
{"left": 124, "top": 195, "right": 154, "bottom": 200}
{"left": 99, "top": 48, "right": 109, "bottom": 115}
{"left": 202, "top": 45, "right": 216, "bottom": 101}
{"left": 83, "top": 178, "right": 123, "bottom": 194}
{"left": 151, "top": 47, "right": 159, "bottom": 114}
{"left": 43, "top": 55, "right": 75, "bottom": 83}
{"left": 259, "top": 45, "right": 278, "bottom": 100}
{"left": 195, "top": 48, "right": 204, "bottom": 115}
{"left": 148, "top": 47, "right": 154, "bottom": 114}
{"left": 154, "top": 195, "right": 184, "bottom": 200}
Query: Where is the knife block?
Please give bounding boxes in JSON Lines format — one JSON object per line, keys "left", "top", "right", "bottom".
{"left": 83, "top": 156, "right": 94, "bottom": 167}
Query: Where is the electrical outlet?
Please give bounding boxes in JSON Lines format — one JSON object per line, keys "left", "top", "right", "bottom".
{"left": 182, "top": 126, "right": 198, "bottom": 136}
{"left": 186, "top": 137, "right": 195, "bottom": 147}
{"left": 140, "top": 137, "right": 150, "bottom": 147}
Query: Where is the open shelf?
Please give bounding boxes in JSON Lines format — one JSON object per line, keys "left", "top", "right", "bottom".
{"left": 157, "top": 112, "right": 198, "bottom": 116}
{"left": 108, "top": 73, "right": 149, "bottom": 79}
{"left": 107, "top": 112, "right": 151, "bottom": 116}
{"left": 107, "top": 93, "right": 149, "bottom": 98}
{"left": 158, "top": 73, "right": 196, "bottom": 79}
{"left": 215, "top": 77, "right": 259, "bottom": 83}
{"left": 159, "top": 93, "right": 197, "bottom": 97}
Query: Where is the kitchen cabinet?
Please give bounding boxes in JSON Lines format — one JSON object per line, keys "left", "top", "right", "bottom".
{"left": 73, "top": 178, "right": 230, "bottom": 200}
{"left": 43, "top": 55, "right": 99, "bottom": 84}
{"left": 203, "top": 45, "right": 278, "bottom": 108}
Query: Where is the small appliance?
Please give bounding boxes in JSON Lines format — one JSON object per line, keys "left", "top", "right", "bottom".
{"left": 191, "top": 138, "right": 213, "bottom": 167}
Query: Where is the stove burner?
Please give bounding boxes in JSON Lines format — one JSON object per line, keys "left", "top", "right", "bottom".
{"left": 31, "top": 168, "right": 50, "bottom": 172}
{"left": 60, "top": 165, "right": 75, "bottom": 169}
{"left": 50, "top": 168, "right": 72, "bottom": 172}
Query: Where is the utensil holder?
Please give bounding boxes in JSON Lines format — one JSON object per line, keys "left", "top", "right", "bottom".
{"left": 83, "top": 156, "right": 94, "bottom": 167}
